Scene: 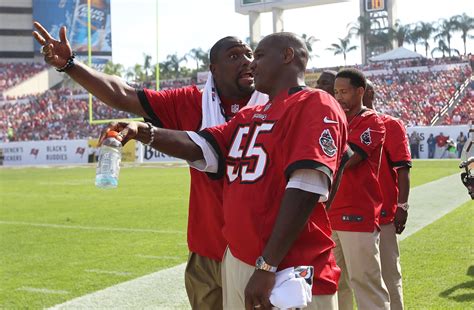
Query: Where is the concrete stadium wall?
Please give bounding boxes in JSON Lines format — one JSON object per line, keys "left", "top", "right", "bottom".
{"left": 0, "top": 0, "right": 34, "bottom": 60}
{"left": 3, "top": 68, "right": 63, "bottom": 97}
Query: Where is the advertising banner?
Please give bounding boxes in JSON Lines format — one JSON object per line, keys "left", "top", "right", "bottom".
{"left": 0, "top": 140, "right": 89, "bottom": 166}
{"left": 33, "top": 0, "right": 112, "bottom": 56}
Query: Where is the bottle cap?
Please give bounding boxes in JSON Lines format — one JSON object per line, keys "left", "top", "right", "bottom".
{"left": 107, "top": 130, "right": 119, "bottom": 138}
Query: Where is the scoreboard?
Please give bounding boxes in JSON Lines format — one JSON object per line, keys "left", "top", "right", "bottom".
{"left": 366, "top": 0, "right": 385, "bottom": 12}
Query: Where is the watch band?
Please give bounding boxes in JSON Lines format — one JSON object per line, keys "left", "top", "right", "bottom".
{"left": 397, "top": 202, "right": 409, "bottom": 211}
{"left": 255, "top": 256, "right": 277, "bottom": 272}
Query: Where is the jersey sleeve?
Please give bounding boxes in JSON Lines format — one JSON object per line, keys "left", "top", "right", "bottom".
{"left": 197, "top": 112, "right": 242, "bottom": 179}
{"left": 384, "top": 118, "right": 412, "bottom": 168}
{"left": 284, "top": 92, "right": 347, "bottom": 183}
{"left": 348, "top": 113, "right": 385, "bottom": 159}
{"left": 136, "top": 86, "right": 202, "bottom": 130}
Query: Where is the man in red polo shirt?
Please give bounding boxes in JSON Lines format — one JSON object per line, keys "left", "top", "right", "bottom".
{"left": 330, "top": 68, "right": 390, "bottom": 310}
{"left": 364, "top": 80, "right": 412, "bottom": 310}
{"left": 105, "top": 32, "right": 347, "bottom": 310}
{"left": 33, "top": 21, "right": 267, "bottom": 309}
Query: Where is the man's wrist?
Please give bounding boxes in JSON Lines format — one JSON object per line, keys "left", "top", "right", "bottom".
{"left": 255, "top": 256, "right": 278, "bottom": 273}
{"left": 397, "top": 202, "right": 409, "bottom": 211}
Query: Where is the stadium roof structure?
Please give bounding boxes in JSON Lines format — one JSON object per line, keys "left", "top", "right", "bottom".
{"left": 369, "top": 47, "right": 425, "bottom": 62}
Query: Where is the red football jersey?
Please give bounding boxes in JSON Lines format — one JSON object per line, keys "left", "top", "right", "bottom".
{"left": 138, "top": 86, "right": 227, "bottom": 261}
{"left": 200, "top": 87, "right": 348, "bottom": 295}
{"left": 329, "top": 109, "right": 386, "bottom": 232}
{"left": 378, "top": 114, "right": 412, "bottom": 225}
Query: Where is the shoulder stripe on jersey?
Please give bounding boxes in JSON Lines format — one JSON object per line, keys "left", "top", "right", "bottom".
{"left": 136, "top": 89, "right": 164, "bottom": 127}
{"left": 391, "top": 160, "right": 412, "bottom": 168}
{"left": 348, "top": 142, "right": 368, "bottom": 159}
{"left": 198, "top": 130, "right": 225, "bottom": 180}
{"left": 285, "top": 160, "right": 333, "bottom": 181}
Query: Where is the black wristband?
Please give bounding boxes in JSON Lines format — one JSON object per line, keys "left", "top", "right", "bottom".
{"left": 56, "top": 52, "right": 76, "bottom": 72}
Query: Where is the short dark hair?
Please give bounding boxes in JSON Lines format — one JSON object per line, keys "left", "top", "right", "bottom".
{"left": 336, "top": 68, "right": 367, "bottom": 89}
{"left": 321, "top": 70, "right": 337, "bottom": 78}
{"left": 209, "top": 36, "right": 246, "bottom": 64}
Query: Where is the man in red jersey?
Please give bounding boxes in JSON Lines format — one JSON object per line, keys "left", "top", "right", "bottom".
{"left": 316, "top": 70, "right": 337, "bottom": 96}
{"left": 363, "top": 80, "right": 411, "bottom": 310}
{"left": 103, "top": 32, "right": 348, "bottom": 310}
{"left": 33, "top": 21, "right": 267, "bottom": 309}
{"left": 330, "top": 68, "right": 390, "bottom": 310}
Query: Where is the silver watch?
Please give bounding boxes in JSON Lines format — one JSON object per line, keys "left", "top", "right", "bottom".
{"left": 255, "top": 256, "right": 277, "bottom": 272}
{"left": 397, "top": 202, "right": 409, "bottom": 211}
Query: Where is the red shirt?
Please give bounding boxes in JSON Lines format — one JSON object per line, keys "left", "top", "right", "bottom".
{"left": 378, "top": 115, "right": 412, "bottom": 225}
{"left": 138, "top": 85, "right": 241, "bottom": 261}
{"left": 330, "top": 109, "right": 386, "bottom": 232}
{"left": 435, "top": 135, "right": 448, "bottom": 147}
{"left": 201, "top": 88, "right": 347, "bottom": 295}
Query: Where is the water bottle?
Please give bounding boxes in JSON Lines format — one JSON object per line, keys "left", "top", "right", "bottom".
{"left": 95, "top": 130, "right": 122, "bottom": 189}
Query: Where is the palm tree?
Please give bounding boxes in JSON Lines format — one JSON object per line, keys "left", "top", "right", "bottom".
{"left": 166, "top": 53, "right": 187, "bottom": 78}
{"left": 348, "top": 15, "right": 380, "bottom": 63}
{"left": 199, "top": 49, "right": 211, "bottom": 71}
{"left": 143, "top": 54, "right": 152, "bottom": 81}
{"left": 187, "top": 48, "right": 207, "bottom": 71}
{"left": 431, "top": 39, "right": 460, "bottom": 58}
{"left": 133, "top": 64, "right": 145, "bottom": 82}
{"left": 434, "top": 17, "right": 457, "bottom": 57}
{"left": 417, "top": 22, "right": 435, "bottom": 57}
{"left": 326, "top": 35, "right": 357, "bottom": 66}
{"left": 390, "top": 20, "right": 411, "bottom": 47}
{"left": 453, "top": 13, "right": 474, "bottom": 56}
{"left": 301, "top": 33, "right": 319, "bottom": 58}
{"left": 103, "top": 61, "right": 124, "bottom": 77}
{"left": 407, "top": 24, "right": 422, "bottom": 53}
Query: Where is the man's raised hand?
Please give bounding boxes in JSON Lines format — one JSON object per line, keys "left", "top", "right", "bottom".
{"left": 32, "top": 21, "right": 73, "bottom": 69}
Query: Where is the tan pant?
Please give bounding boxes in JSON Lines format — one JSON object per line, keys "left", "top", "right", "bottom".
{"left": 185, "top": 251, "right": 222, "bottom": 310}
{"left": 332, "top": 230, "right": 390, "bottom": 310}
{"left": 222, "top": 248, "right": 338, "bottom": 309}
{"left": 380, "top": 223, "right": 404, "bottom": 310}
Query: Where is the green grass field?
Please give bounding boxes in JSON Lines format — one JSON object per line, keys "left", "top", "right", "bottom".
{"left": 0, "top": 160, "right": 471, "bottom": 309}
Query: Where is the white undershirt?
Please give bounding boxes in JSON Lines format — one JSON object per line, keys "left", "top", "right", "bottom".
{"left": 186, "top": 131, "right": 330, "bottom": 202}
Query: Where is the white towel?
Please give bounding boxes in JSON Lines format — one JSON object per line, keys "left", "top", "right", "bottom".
{"left": 200, "top": 72, "right": 268, "bottom": 130}
{"left": 270, "top": 266, "right": 314, "bottom": 309}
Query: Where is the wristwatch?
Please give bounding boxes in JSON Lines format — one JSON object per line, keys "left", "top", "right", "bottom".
{"left": 397, "top": 202, "right": 409, "bottom": 211}
{"left": 255, "top": 256, "right": 277, "bottom": 272}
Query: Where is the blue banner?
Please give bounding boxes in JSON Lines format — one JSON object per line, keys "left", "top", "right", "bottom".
{"left": 33, "top": 0, "right": 112, "bottom": 56}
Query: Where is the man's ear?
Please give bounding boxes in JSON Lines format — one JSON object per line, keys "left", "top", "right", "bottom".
{"left": 283, "top": 47, "right": 295, "bottom": 64}
{"left": 210, "top": 63, "right": 217, "bottom": 75}
{"left": 357, "top": 87, "right": 366, "bottom": 97}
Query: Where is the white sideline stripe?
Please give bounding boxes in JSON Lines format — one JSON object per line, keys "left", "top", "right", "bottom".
{"left": 50, "top": 173, "right": 467, "bottom": 308}
{"left": 85, "top": 269, "right": 135, "bottom": 277}
{"left": 400, "top": 173, "right": 470, "bottom": 240}
{"left": 48, "top": 263, "right": 189, "bottom": 309}
{"left": 0, "top": 221, "right": 185, "bottom": 235}
{"left": 17, "top": 287, "right": 69, "bottom": 295}
{"left": 136, "top": 255, "right": 181, "bottom": 260}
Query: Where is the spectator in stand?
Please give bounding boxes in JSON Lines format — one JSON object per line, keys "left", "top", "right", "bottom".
{"left": 427, "top": 133, "right": 436, "bottom": 159}
{"left": 435, "top": 132, "right": 449, "bottom": 158}
{"left": 409, "top": 131, "right": 421, "bottom": 159}
{"left": 457, "top": 132, "right": 468, "bottom": 158}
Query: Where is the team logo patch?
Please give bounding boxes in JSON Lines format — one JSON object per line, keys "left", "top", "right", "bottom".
{"left": 294, "top": 266, "right": 314, "bottom": 286}
{"left": 319, "top": 129, "right": 337, "bottom": 157}
{"left": 231, "top": 104, "right": 240, "bottom": 114}
{"left": 360, "top": 128, "right": 372, "bottom": 145}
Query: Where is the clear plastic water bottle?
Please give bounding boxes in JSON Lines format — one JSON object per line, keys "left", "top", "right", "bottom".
{"left": 95, "top": 130, "right": 122, "bottom": 189}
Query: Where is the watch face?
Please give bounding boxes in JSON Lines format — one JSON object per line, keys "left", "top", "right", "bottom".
{"left": 256, "top": 256, "right": 264, "bottom": 268}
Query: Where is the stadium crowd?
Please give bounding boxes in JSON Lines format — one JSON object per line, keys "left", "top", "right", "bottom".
{"left": 0, "top": 62, "right": 48, "bottom": 92}
{"left": 0, "top": 58, "right": 472, "bottom": 142}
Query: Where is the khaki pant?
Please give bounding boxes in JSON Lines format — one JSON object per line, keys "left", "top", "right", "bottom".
{"left": 380, "top": 223, "right": 404, "bottom": 310}
{"left": 185, "top": 251, "right": 222, "bottom": 310}
{"left": 332, "top": 230, "right": 390, "bottom": 310}
{"left": 222, "top": 248, "right": 338, "bottom": 309}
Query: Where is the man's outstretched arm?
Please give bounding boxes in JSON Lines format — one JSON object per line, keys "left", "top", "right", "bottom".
{"left": 33, "top": 21, "right": 147, "bottom": 118}
{"left": 101, "top": 121, "right": 204, "bottom": 162}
